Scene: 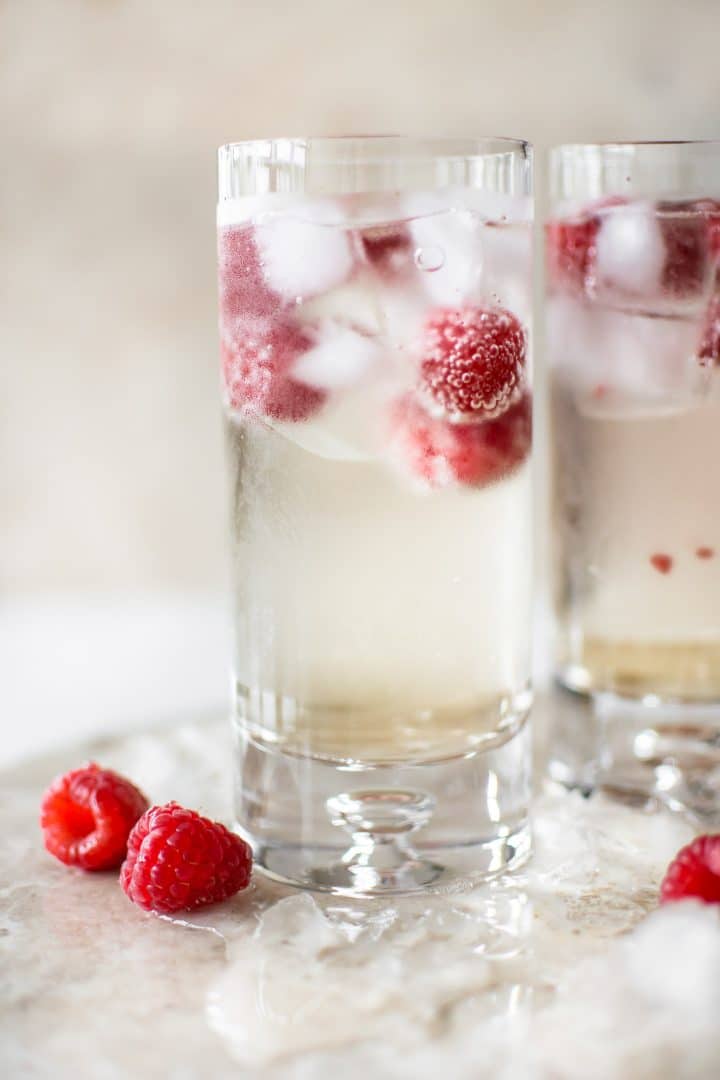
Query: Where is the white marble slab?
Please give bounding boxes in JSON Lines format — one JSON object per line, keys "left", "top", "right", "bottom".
{"left": 2, "top": 708, "right": 719, "bottom": 1079}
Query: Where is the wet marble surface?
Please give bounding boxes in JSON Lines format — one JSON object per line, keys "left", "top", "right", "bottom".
{"left": 2, "top": 709, "right": 719, "bottom": 1079}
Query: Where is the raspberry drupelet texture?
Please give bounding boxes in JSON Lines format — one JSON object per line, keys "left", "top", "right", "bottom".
{"left": 419, "top": 305, "right": 526, "bottom": 421}
{"left": 40, "top": 763, "right": 149, "bottom": 871}
{"left": 120, "top": 802, "right": 252, "bottom": 914}
{"left": 660, "top": 835, "right": 720, "bottom": 905}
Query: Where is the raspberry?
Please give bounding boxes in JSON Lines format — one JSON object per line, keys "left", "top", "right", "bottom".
{"left": 419, "top": 305, "right": 526, "bottom": 421}
{"left": 660, "top": 835, "right": 720, "bottom": 904}
{"left": 659, "top": 201, "right": 709, "bottom": 298}
{"left": 120, "top": 802, "right": 252, "bottom": 914}
{"left": 391, "top": 392, "right": 531, "bottom": 489}
{"left": 360, "top": 223, "right": 412, "bottom": 274}
{"left": 40, "top": 763, "right": 149, "bottom": 871}
{"left": 218, "top": 225, "right": 279, "bottom": 324}
{"left": 698, "top": 288, "right": 720, "bottom": 365}
{"left": 650, "top": 553, "right": 673, "bottom": 575}
{"left": 221, "top": 321, "right": 326, "bottom": 422}
{"left": 545, "top": 215, "right": 599, "bottom": 293}
{"left": 545, "top": 198, "right": 626, "bottom": 293}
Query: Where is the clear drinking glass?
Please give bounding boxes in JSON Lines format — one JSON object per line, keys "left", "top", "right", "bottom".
{"left": 217, "top": 136, "right": 534, "bottom": 893}
{"left": 547, "top": 142, "right": 720, "bottom": 801}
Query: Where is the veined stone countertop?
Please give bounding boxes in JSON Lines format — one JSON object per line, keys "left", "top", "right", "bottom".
{"left": 3, "top": 696, "right": 719, "bottom": 1080}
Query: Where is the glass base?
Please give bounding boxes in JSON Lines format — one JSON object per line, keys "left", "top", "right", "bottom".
{"left": 547, "top": 683, "right": 720, "bottom": 825}
{"left": 233, "top": 712, "right": 532, "bottom": 897}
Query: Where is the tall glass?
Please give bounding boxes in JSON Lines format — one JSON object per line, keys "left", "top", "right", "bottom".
{"left": 547, "top": 142, "right": 720, "bottom": 800}
{"left": 217, "top": 137, "right": 534, "bottom": 893}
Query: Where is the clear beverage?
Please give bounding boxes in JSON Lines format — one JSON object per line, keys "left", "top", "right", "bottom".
{"left": 549, "top": 200, "right": 720, "bottom": 700}
{"left": 218, "top": 138, "right": 533, "bottom": 893}
{"left": 547, "top": 141, "right": 720, "bottom": 805}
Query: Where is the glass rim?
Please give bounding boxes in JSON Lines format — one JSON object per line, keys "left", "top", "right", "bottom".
{"left": 218, "top": 134, "right": 532, "bottom": 157}
{"left": 551, "top": 139, "right": 720, "bottom": 153}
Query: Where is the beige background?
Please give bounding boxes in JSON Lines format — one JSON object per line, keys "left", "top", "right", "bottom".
{"left": 3, "top": 0, "right": 720, "bottom": 596}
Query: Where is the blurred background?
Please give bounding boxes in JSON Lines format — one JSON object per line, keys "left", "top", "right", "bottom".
{"left": 2, "top": 0, "right": 720, "bottom": 760}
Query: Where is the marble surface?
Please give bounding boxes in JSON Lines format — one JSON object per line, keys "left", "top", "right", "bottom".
{"left": 3, "top": 705, "right": 720, "bottom": 1079}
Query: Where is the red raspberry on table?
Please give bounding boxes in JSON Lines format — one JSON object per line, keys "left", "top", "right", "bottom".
{"left": 221, "top": 321, "right": 326, "bottom": 422}
{"left": 660, "top": 835, "right": 720, "bottom": 905}
{"left": 390, "top": 392, "right": 531, "bottom": 489}
{"left": 419, "top": 305, "right": 526, "bottom": 421}
{"left": 40, "top": 763, "right": 149, "bottom": 871}
{"left": 120, "top": 803, "right": 252, "bottom": 914}
{"left": 218, "top": 224, "right": 279, "bottom": 324}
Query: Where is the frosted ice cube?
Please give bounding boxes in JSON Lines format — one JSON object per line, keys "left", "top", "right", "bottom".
{"left": 594, "top": 202, "right": 665, "bottom": 297}
{"left": 269, "top": 376, "right": 398, "bottom": 462}
{"left": 406, "top": 195, "right": 483, "bottom": 307}
{"left": 292, "top": 324, "right": 382, "bottom": 390}
{"left": 255, "top": 201, "right": 355, "bottom": 300}
{"left": 297, "top": 271, "right": 383, "bottom": 335}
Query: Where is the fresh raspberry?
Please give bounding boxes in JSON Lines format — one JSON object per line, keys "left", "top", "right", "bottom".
{"left": 418, "top": 305, "right": 526, "bottom": 421}
{"left": 390, "top": 392, "right": 531, "bottom": 489}
{"left": 120, "top": 802, "right": 252, "bottom": 914}
{"left": 218, "top": 225, "right": 279, "bottom": 324}
{"left": 221, "top": 321, "right": 326, "bottom": 422}
{"left": 660, "top": 835, "right": 720, "bottom": 904}
{"left": 650, "top": 553, "right": 674, "bottom": 575}
{"left": 360, "top": 223, "right": 412, "bottom": 273}
{"left": 40, "top": 763, "right": 149, "bottom": 871}
{"left": 698, "top": 288, "right": 720, "bottom": 365}
{"left": 659, "top": 201, "right": 710, "bottom": 298}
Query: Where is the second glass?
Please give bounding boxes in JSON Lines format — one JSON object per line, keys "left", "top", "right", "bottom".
{"left": 547, "top": 141, "right": 720, "bottom": 800}
{"left": 218, "top": 136, "right": 534, "bottom": 893}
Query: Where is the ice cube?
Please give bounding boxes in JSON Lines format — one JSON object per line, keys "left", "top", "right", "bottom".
{"left": 406, "top": 194, "right": 484, "bottom": 307}
{"left": 291, "top": 324, "right": 382, "bottom": 391}
{"left": 255, "top": 200, "right": 355, "bottom": 300}
{"left": 297, "top": 271, "right": 383, "bottom": 335}
{"left": 594, "top": 202, "right": 665, "bottom": 298}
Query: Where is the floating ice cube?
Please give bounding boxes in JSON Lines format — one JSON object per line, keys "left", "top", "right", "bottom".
{"left": 594, "top": 202, "right": 665, "bottom": 297}
{"left": 292, "top": 324, "right": 382, "bottom": 391}
{"left": 406, "top": 194, "right": 483, "bottom": 307}
{"left": 255, "top": 201, "right": 355, "bottom": 300}
{"left": 297, "top": 271, "right": 383, "bottom": 335}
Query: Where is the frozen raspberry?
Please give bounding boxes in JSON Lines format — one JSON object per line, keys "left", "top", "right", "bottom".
{"left": 650, "top": 553, "right": 674, "bottom": 575}
{"left": 418, "top": 305, "right": 526, "bottom": 421}
{"left": 545, "top": 215, "right": 599, "bottom": 293}
{"left": 545, "top": 198, "right": 627, "bottom": 293}
{"left": 120, "top": 802, "right": 252, "bottom": 914}
{"left": 360, "top": 223, "right": 412, "bottom": 273}
{"left": 660, "top": 835, "right": 720, "bottom": 904}
{"left": 40, "top": 763, "right": 149, "bottom": 871}
{"left": 696, "top": 199, "right": 720, "bottom": 261}
{"left": 698, "top": 288, "right": 720, "bottom": 365}
{"left": 659, "top": 201, "right": 710, "bottom": 298}
{"left": 221, "top": 321, "right": 326, "bottom": 422}
{"left": 218, "top": 225, "right": 279, "bottom": 324}
{"left": 390, "top": 392, "right": 531, "bottom": 489}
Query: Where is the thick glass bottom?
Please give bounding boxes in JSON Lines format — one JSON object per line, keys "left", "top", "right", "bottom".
{"left": 547, "top": 684, "right": 720, "bottom": 824}
{"left": 232, "top": 708, "right": 532, "bottom": 897}
{"left": 556, "top": 637, "right": 720, "bottom": 701}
